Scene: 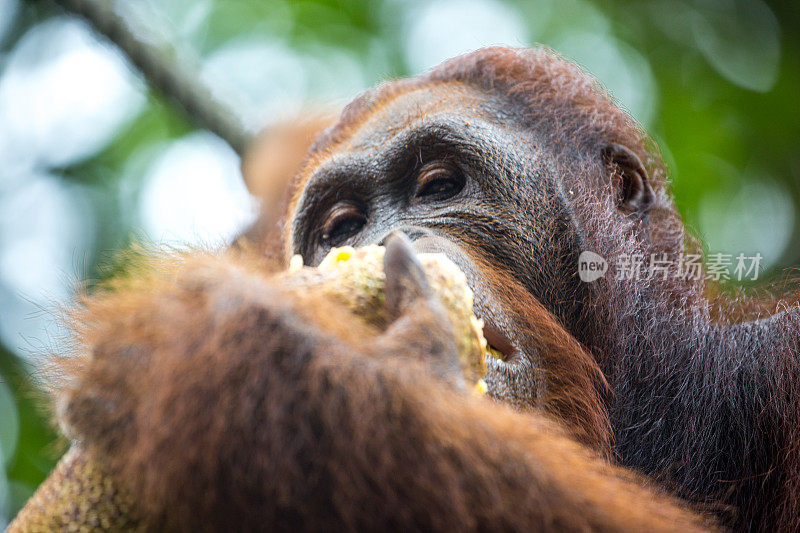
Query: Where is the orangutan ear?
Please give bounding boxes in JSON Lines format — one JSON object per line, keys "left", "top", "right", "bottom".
{"left": 602, "top": 144, "right": 655, "bottom": 215}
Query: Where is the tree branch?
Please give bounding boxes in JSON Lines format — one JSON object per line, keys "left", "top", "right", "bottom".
{"left": 50, "top": 0, "right": 251, "bottom": 157}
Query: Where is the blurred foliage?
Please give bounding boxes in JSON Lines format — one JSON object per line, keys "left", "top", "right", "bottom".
{"left": 0, "top": 0, "right": 798, "bottom": 524}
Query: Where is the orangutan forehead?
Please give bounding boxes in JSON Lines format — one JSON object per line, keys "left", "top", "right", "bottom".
{"left": 334, "top": 83, "right": 494, "bottom": 154}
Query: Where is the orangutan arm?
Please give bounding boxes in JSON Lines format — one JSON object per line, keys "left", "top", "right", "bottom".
{"left": 41, "top": 244, "right": 710, "bottom": 533}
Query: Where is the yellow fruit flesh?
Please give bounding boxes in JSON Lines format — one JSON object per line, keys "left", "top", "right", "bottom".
{"left": 287, "top": 245, "right": 497, "bottom": 387}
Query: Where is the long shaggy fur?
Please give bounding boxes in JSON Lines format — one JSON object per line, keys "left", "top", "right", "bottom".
{"left": 287, "top": 47, "right": 800, "bottom": 530}
{"left": 42, "top": 47, "right": 799, "bottom": 532}
{"left": 55, "top": 250, "right": 710, "bottom": 532}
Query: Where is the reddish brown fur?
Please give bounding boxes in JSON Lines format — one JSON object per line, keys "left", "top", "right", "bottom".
{"left": 469, "top": 254, "right": 614, "bottom": 455}
{"left": 41, "top": 46, "right": 800, "bottom": 531}
{"left": 281, "top": 48, "right": 800, "bottom": 530}
{"left": 54, "top": 250, "right": 711, "bottom": 532}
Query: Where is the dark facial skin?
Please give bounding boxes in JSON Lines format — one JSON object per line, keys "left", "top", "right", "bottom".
{"left": 291, "top": 84, "right": 593, "bottom": 379}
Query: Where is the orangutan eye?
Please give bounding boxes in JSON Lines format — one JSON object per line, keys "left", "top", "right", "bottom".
{"left": 415, "top": 162, "right": 464, "bottom": 201}
{"left": 320, "top": 203, "right": 366, "bottom": 245}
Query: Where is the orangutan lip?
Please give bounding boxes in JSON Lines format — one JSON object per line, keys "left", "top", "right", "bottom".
{"left": 476, "top": 313, "right": 516, "bottom": 361}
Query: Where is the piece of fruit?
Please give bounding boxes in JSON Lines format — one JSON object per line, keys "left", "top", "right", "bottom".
{"left": 281, "top": 245, "right": 490, "bottom": 386}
